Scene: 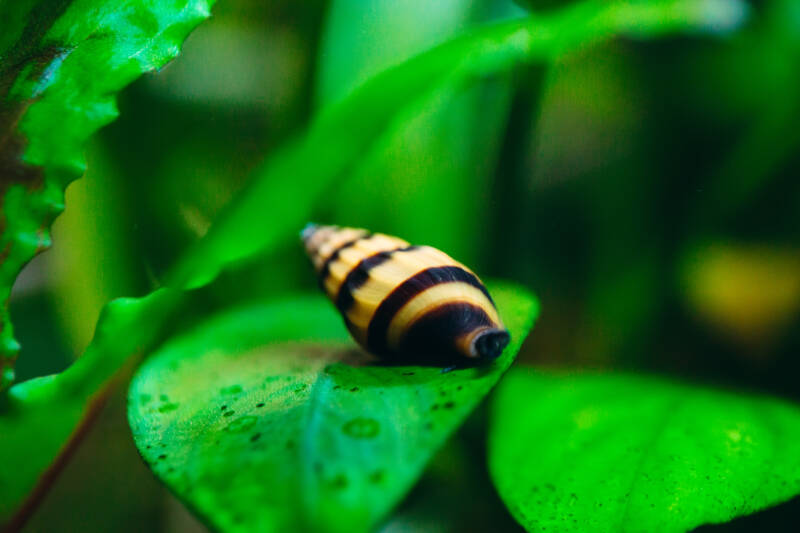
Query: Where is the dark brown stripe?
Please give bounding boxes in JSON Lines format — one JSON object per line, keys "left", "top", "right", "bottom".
{"left": 366, "top": 266, "right": 492, "bottom": 355}
{"left": 335, "top": 246, "right": 418, "bottom": 313}
{"left": 398, "top": 302, "right": 494, "bottom": 361}
{"left": 318, "top": 231, "right": 370, "bottom": 282}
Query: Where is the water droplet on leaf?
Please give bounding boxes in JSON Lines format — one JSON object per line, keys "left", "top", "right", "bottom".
{"left": 226, "top": 415, "right": 257, "bottom": 433}
{"left": 342, "top": 417, "right": 379, "bottom": 439}
{"left": 158, "top": 402, "right": 179, "bottom": 413}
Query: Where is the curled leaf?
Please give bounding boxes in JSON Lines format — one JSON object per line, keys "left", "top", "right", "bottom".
{"left": 0, "top": 0, "right": 215, "bottom": 388}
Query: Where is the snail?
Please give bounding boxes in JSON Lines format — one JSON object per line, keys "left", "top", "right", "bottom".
{"left": 302, "top": 224, "right": 509, "bottom": 366}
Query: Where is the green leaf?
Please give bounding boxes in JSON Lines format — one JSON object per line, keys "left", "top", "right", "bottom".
{"left": 0, "top": 0, "right": 215, "bottom": 388}
{"left": 0, "top": 288, "right": 183, "bottom": 525}
{"left": 127, "top": 282, "right": 539, "bottom": 533}
{"left": 489, "top": 369, "right": 800, "bottom": 533}
{"left": 167, "top": 0, "right": 748, "bottom": 290}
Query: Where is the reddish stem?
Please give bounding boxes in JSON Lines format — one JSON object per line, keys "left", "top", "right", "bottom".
{"left": 1, "top": 379, "right": 117, "bottom": 533}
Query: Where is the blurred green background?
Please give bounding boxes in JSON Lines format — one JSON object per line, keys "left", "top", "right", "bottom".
{"left": 9, "top": 0, "right": 800, "bottom": 531}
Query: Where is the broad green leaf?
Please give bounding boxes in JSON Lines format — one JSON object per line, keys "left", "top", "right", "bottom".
{"left": 0, "top": 288, "right": 183, "bottom": 526}
{"left": 167, "top": 0, "right": 748, "bottom": 290}
{"left": 489, "top": 369, "right": 800, "bottom": 533}
{"left": 127, "top": 282, "right": 539, "bottom": 533}
{"left": 0, "top": 0, "right": 215, "bottom": 388}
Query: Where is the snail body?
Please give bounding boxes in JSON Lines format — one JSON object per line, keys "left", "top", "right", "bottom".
{"left": 302, "top": 224, "right": 509, "bottom": 365}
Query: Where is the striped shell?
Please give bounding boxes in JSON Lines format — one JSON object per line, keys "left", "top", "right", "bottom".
{"left": 302, "top": 224, "right": 509, "bottom": 365}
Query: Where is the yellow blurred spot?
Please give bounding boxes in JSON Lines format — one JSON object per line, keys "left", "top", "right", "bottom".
{"left": 684, "top": 244, "right": 800, "bottom": 349}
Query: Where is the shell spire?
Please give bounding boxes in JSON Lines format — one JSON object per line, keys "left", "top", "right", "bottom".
{"left": 302, "top": 224, "right": 509, "bottom": 365}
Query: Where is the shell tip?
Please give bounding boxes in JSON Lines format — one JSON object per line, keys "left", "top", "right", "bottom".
{"left": 472, "top": 329, "right": 510, "bottom": 361}
{"left": 301, "top": 222, "right": 319, "bottom": 242}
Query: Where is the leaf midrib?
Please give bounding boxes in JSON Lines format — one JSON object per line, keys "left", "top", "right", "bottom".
{"left": 617, "top": 393, "right": 684, "bottom": 532}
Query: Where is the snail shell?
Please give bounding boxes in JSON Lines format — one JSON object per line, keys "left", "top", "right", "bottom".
{"left": 302, "top": 224, "right": 509, "bottom": 364}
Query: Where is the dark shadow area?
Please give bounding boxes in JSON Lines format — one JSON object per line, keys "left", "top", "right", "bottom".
{"left": 693, "top": 496, "right": 800, "bottom": 533}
